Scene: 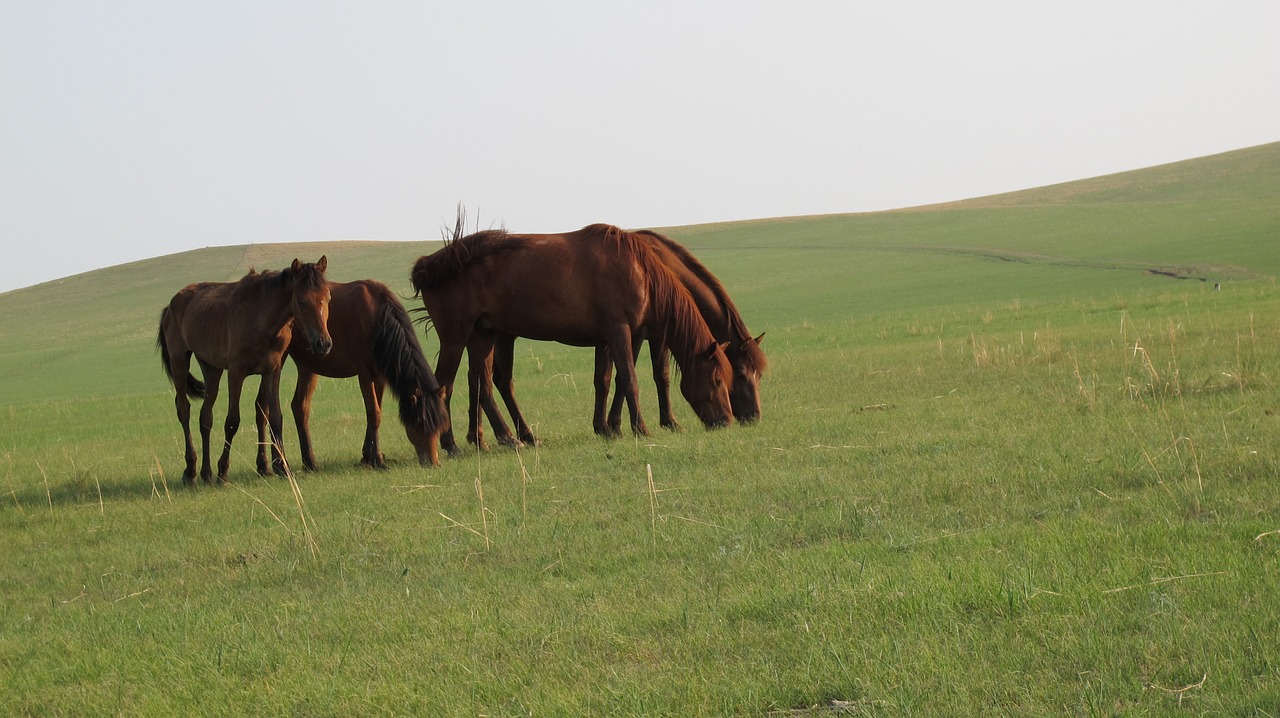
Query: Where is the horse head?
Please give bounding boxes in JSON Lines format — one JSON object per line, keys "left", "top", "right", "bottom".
{"left": 286, "top": 256, "right": 334, "bottom": 357}
{"left": 679, "top": 341, "right": 734, "bottom": 429}
{"left": 726, "top": 332, "right": 766, "bottom": 423}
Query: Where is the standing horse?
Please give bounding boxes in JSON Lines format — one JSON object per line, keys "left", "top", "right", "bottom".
{"left": 473, "top": 230, "right": 766, "bottom": 445}
{"left": 285, "top": 279, "right": 448, "bottom": 469}
{"left": 157, "top": 258, "right": 332, "bottom": 485}
{"left": 410, "top": 224, "right": 733, "bottom": 455}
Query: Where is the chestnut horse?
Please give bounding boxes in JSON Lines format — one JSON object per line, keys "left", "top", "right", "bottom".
{"left": 410, "top": 224, "right": 733, "bottom": 455}
{"left": 472, "top": 230, "right": 766, "bottom": 445}
{"left": 285, "top": 279, "right": 448, "bottom": 469}
{"left": 599, "top": 230, "right": 767, "bottom": 431}
{"left": 157, "top": 258, "right": 332, "bottom": 485}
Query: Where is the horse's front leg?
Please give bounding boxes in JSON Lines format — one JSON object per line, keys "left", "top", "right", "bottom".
{"left": 432, "top": 334, "right": 467, "bottom": 457}
{"left": 467, "top": 332, "right": 520, "bottom": 449}
{"left": 493, "top": 333, "right": 538, "bottom": 446}
{"left": 263, "top": 370, "right": 288, "bottom": 476}
{"left": 196, "top": 360, "right": 224, "bottom": 484}
{"left": 291, "top": 368, "right": 320, "bottom": 471}
{"left": 216, "top": 370, "right": 247, "bottom": 484}
{"left": 606, "top": 326, "right": 648, "bottom": 437}
{"left": 649, "top": 339, "right": 681, "bottom": 431}
{"left": 253, "top": 371, "right": 287, "bottom": 476}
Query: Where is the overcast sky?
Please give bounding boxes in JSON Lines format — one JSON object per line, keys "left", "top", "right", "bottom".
{"left": 2, "top": 1, "right": 1277, "bottom": 293}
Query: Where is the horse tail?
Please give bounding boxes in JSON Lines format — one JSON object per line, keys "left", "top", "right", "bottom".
{"left": 371, "top": 293, "right": 448, "bottom": 434}
{"left": 156, "top": 306, "right": 206, "bottom": 399}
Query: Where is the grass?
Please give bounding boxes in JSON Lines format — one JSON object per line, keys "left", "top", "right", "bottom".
{"left": 2, "top": 142, "right": 1280, "bottom": 715}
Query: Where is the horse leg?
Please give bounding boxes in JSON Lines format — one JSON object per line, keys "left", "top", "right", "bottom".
{"left": 291, "top": 368, "right": 320, "bottom": 471}
{"left": 264, "top": 370, "right": 289, "bottom": 476}
{"left": 253, "top": 379, "right": 273, "bottom": 476}
{"left": 170, "top": 352, "right": 199, "bottom": 485}
{"left": 432, "top": 335, "right": 467, "bottom": 457}
{"left": 607, "top": 326, "right": 648, "bottom": 436}
{"left": 253, "top": 371, "right": 287, "bottom": 476}
{"left": 358, "top": 374, "right": 386, "bottom": 468}
{"left": 216, "top": 371, "right": 247, "bottom": 484}
{"left": 650, "top": 339, "right": 682, "bottom": 431}
{"left": 594, "top": 346, "right": 618, "bottom": 437}
{"left": 606, "top": 337, "right": 647, "bottom": 435}
{"left": 466, "top": 332, "right": 519, "bottom": 449}
{"left": 493, "top": 332, "right": 538, "bottom": 446}
{"left": 196, "top": 361, "right": 223, "bottom": 484}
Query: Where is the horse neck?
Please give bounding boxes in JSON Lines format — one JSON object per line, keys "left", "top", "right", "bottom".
{"left": 648, "top": 272, "right": 717, "bottom": 373}
{"left": 239, "top": 276, "right": 297, "bottom": 336}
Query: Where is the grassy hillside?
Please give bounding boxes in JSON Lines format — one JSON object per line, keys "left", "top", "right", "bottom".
{"left": 2, "top": 142, "right": 1279, "bottom": 715}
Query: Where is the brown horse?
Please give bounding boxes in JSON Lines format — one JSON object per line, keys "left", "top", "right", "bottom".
{"left": 410, "top": 224, "right": 733, "bottom": 455}
{"left": 285, "top": 279, "right": 448, "bottom": 469}
{"left": 600, "top": 230, "right": 767, "bottom": 431}
{"left": 473, "top": 230, "right": 766, "bottom": 445}
{"left": 157, "top": 257, "right": 332, "bottom": 485}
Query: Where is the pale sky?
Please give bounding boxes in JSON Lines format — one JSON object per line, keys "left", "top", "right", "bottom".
{"left": 2, "top": 1, "right": 1277, "bottom": 293}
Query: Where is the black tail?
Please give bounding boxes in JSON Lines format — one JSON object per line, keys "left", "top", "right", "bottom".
{"left": 371, "top": 296, "right": 447, "bottom": 434}
{"left": 157, "top": 307, "right": 206, "bottom": 399}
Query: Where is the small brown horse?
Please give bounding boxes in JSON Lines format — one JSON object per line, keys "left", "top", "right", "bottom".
{"left": 285, "top": 279, "right": 448, "bottom": 469}
{"left": 157, "top": 258, "right": 332, "bottom": 485}
{"left": 411, "top": 224, "right": 733, "bottom": 455}
{"left": 472, "top": 230, "right": 767, "bottom": 445}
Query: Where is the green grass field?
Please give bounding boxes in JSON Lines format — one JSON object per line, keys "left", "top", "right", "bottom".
{"left": 2, "top": 142, "right": 1279, "bottom": 716}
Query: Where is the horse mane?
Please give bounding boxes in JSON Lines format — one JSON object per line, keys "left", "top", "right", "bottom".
{"left": 411, "top": 228, "right": 522, "bottom": 294}
{"left": 634, "top": 230, "right": 768, "bottom": 373}
{"left": 232, "top": 259, "right": 327, "bottom": 297}
{"left": 365, "top": 282, "right": 448, "bottom": 434}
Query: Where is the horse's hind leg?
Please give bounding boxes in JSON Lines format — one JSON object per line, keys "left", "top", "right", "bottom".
{"left": 595, "top": 346, "right": 619, "bottom": 437}
{"left": 170, "top": 352, "right": 199, "bottom": 485}
{"left": 196, "top": 360, "right": 223, "bottom": 484}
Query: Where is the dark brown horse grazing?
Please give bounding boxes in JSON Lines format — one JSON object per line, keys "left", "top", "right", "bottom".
{"left": 157, "top": 258, "right": 332, "bottom": 485}
{"left": 285, "top": 279, "right": 448, "bottom": 469}
{"left": 410, "top": 224, "right": 734, "bottom": 455}
{"left": 473, "top": 230, "right": 767, "bottom": 444}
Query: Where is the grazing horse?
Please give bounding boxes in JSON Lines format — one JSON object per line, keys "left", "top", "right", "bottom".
{"left": 599, "top": 230, "right": 767, "bottom": 431}
{"left": 157, "top": 257, "right": 332, "bottom": 485}
{"left": 285, "top": 279, "right": 448, "bottom": 469}
{"left": 472, "top": 230, "right": 767, "bottom": 444}
{"left": 410, "top": 224, "right": 733, "bottom": 455}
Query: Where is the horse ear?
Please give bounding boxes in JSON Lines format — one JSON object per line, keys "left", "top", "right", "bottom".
{"left": 290, "top": 258, "right": 303, "bottom": 273}
{"left": 316, "top": 255, "right": 328, "bottom": 272}
{"left": 753, "top": 332, "right": 765, "bottom": 345}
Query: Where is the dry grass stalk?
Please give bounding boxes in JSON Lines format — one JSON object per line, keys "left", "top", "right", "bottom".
{"left": 1149, "top": 672, "right": 1207, "bottom": 706}
{"left": 1101, "top": 571, "right": 1226, "bottom": 595}
{"left": 646, "top": 463, "right": 658, "bottom": 549}
{"left": 37, "top": 460, "right": 52, "bottom": 512}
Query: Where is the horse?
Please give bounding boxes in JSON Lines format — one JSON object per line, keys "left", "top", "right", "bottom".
{"left": 410, "top": 224, "right": 734, "bottom": 455}
{"left": 284, "top": 279, "right": 448, "bottom": 469}
{"left": 471, "top": 229, "right": 766, "bottom": 445}
{"left": 157, "top": 257, "right": 332, "bottom": 485}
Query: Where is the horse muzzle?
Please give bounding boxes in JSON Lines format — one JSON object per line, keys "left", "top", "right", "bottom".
{"left": 310, "top": 336, "right": 334, "bottom": 357}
